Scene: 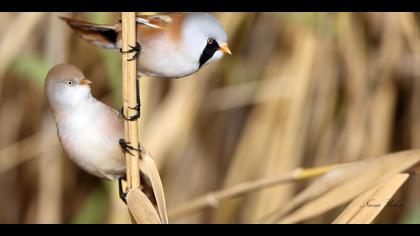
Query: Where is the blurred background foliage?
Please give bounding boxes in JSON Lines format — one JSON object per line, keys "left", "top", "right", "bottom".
{"left": 0, "top": 12, "right": 419, "bottom": 224}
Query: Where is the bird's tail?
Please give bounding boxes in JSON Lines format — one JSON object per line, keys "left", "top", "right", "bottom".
{"left": 60, "top": 16, "right": 119, "bottom": 49}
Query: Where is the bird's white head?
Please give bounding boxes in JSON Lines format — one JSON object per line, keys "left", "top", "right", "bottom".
{"left": 181, "top": 13, "right": 231, "bottom": 68}
{"left": 45, "top": 64, "right": 93, "bottom": 113}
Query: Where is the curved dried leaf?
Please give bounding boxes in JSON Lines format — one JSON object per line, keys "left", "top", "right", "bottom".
{"left": 143, "top": 152, "right": 169, "bottom": 224}
{"left": 332, "top": 173, "right": 409, "bottom": 224}
{"left": 126, "top": 188, "right": 162, "bottom": 224}
{"left": 259, "top": 150, "right": 420, "bottom": 223}
{"left": 258, "top": 163, "right": 362, "bottom": 223}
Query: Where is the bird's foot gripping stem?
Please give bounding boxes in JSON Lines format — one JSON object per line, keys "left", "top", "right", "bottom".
{"left": 120, "top": 42, "right": 141, "bottom": 61}
{"left": 118, "top": 139, "right": 142, "bottom": 204}
{"left": 118, "top": 176, "right": 127, "bottom": 204}
{"left": 119, "top": 104, "right": 140, "bottom": 121}
{"left": 119, "top": 139, "right": 141, "bottom": 157}
{"left": 119, "top": 76, "right": 141, "bottom": 121}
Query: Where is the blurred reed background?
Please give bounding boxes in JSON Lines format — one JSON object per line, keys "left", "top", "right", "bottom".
{"left": 0, "top": 12, "right": 419, "bottom": 224}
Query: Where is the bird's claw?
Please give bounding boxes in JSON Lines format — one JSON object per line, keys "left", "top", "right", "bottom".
{"left": 118, "top": 176, "right": 127, "bottom": 204}
{"left": 120, "top": 42, "right": 141, "bottom": 61}
{"left": 119, "top": 75, "right": 141, "bottom": 121}
{"left": 119, "top": 139, "right": 141, "bottom": 156}
{"left": 119, "top": 104, "right": 140, "bottom": 121}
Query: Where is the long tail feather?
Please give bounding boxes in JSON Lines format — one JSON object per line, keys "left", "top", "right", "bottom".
{"left": 60, "top": 16, "right": 119, "bottom": 49}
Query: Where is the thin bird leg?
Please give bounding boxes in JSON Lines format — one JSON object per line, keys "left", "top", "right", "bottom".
{"left": 120, "top": 42, "right": 141, "bottom": 61}
{"left": 119, "top": 139, "right": 141, "bottom": 156}
{"left": 119, "top": 172, "right": 154, "bottom": 205}
{"left": 119, "top": 76, "right": 141, "bottom": 121}
{"left": 118, "top": 176, "right": 127, "bottom": 204}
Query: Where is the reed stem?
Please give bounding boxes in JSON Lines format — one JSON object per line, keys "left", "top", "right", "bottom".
{"left": 122, "top": 12, "right": 141, "bottom": 190}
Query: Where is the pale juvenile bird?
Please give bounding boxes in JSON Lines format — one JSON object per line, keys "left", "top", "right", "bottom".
{"left": 61, "top": 12, "right": 232, "bottom": 79}
{"left": 45, "top": 64, "right": 149, "bottom": 202}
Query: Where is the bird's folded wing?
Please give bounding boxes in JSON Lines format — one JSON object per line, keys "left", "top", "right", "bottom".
{"left": 135, "top": 15, "right": 172, "bottom": 29}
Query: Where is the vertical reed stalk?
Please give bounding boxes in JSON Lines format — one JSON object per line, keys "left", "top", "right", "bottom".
{"left": 121, "top": 12, "right": 141, "bottom": 190}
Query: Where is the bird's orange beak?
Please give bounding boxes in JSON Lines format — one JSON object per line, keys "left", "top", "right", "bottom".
{"left": 219, "top": 43, "right": 232, "bottom": 55}
{"left": 79, "top": 79, "right": 92, "bottom": 85}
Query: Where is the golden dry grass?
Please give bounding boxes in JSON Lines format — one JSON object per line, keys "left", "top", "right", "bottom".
{"left": 0, "top": 12, "right": 419, "bottom": 224}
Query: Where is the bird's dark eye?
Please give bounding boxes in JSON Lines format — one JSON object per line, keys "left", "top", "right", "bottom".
{"left": 207, "top": 38, "right": 214, "bottom": 45}
{"left": 66, "top": 81, "right": 73, "bottom": 86}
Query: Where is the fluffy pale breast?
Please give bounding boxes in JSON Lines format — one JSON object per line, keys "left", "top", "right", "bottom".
{"left": 56, "top": 99, "right": 125, "bottom": 180}
{"left": 137, "top": 34, "right": 200, "bottom": 78}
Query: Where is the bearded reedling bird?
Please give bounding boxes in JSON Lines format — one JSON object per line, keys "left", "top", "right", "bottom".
{"left": 45, "top": 63, "right": 152, "bottom": 202}
{"left": 61, "top": 13, "right": 231, "bottom": 122}
{"left": 60, "top": 12, "right": 231, "bottom": 79}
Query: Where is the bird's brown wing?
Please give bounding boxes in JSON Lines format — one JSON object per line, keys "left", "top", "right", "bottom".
{"left": 136, "top": 13, "right": 179, "bottom": 27}
{"left": 62, "top": 13, "right": 187, "bottom": 50}
{"left": 135, "top": 13, "right": 187, "bottom": 45}
{"left": 60, "top": 16, "right": 120, "bottom": 49}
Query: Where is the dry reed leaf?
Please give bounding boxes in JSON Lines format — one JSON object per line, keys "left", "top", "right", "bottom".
{"left": 126, "top": 189, "right": 162, "bottom": 224}
{"left": 336, "top": 13, "right": 370, "bottom": 163}
{"left": 332, "top": 173, "right": 409, "bottom": 224}
{"left": 143, "top": 77, "right": 204, "bottom": 167}
{"left": 206, "top": 77, "right": 289, "bottom": 111}
{"left": 258, "top": 162, "right": 363, "bottom": 223}
{"left": 168, "top": 165, "right": 337, "bottom": 219}
{"left": 37, "top": 116, "right": 62, "bottom": 223}
{"left": 259, "top": 149, "right": 420, "bottom": 223}
{"left": 213, "top": 23, "right": 294, "bottom": 222}
{"left": 0, "top": 13, "right": 46, "bottom": 98}
{"left": 250, "top": 29, "right": 317, "bottom": 220}
{"left": 37, "top": 12, "right": 71, "bottom": 224}
{"left": 0, "top": 124, "right": 58, "bottom": 173}
{"left": 143, "top": 152, "right": 169, "bottom": 224}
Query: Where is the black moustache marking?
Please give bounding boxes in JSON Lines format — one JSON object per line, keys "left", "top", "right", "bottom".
{"left": 199, "top": 39, "right": 220, "bottom": 68}
{"left": 98, "top": 28, "right": 118, "bottom": 46}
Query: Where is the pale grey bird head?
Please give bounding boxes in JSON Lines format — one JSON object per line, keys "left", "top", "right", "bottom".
{"left": 45, "top": 64, "right": 93, "bottom": 113}
{"left": 181, "top": 13, "right": 231, "bottom": 68}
